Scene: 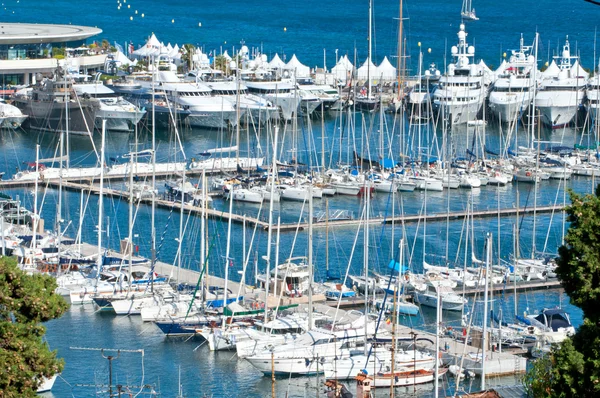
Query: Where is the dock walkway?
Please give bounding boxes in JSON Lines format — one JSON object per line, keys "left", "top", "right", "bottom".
{"left": 47, "top": 180, "right": 564, "bottom": 233}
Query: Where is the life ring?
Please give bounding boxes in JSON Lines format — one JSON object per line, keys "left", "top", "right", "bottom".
{"left": 525, "top": 171, "right": 531, "bottom": 177}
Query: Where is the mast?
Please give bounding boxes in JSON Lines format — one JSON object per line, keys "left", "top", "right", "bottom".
{"left": 396, "top": 0, "right": 404, "bottom": 101}
{"left": 264, "top": 126, "right": 279, "bottom": 325}
{"left": 96, "top": 120, "right": 107, "bottom": 281}
{"left": 32, "top": 144, "right": 39, "bottom": 253}
{"left": 482, "top": 233, "right": 492, "bottom": 390}
{"left": 308, "top": 184, "right": 314, "bottom": 330}
{"left": 367, "top": 0, "right": 372, "bottom": 99}
{"left": 151, "top": 56, "right": 157, "bottom": 293}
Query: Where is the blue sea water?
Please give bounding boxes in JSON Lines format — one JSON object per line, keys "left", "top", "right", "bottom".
{"left": 0, "top": 0, "right": 597, "bottom": 396}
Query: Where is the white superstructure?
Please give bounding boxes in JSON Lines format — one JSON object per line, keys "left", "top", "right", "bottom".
{"left": 488, "top": 36, "right": 537, "bottom": 123}
{"left": 535, "top": 38, "right": 587, "bottom": 128}
{"left": 433, "top": 23, "right": 489, "bottom": 125}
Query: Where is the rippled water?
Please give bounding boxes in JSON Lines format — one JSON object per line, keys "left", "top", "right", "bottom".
{"left": 6, "top": 0, "right": 599, "bottom": 395}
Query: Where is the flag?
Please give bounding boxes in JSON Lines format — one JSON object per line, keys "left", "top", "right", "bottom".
{"left": 114, "top": 41, "right": 124, "bottom": 54}
{"left": 229, "top": 259, "right": 234, "bottom": 267}
{"left": 129, "top": 43, "right": 134, "bottom": 55}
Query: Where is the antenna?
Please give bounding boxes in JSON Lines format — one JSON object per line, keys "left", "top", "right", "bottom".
{"left": 69, "top": 347, "right": 157, "bottom": 397}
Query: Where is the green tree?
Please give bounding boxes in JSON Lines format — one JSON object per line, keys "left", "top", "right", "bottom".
{"left": 181, "top": 44, "right": 196, "bottom": 71}
{"left": 524, "top": 187, "right": 600, "bottom": 397}
{"left": 0, "top": 257, "right": 68, "bottom": 397}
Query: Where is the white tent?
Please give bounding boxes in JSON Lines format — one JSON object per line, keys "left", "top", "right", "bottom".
{"left": 331, "top": 55, "right": 353, "bottom": 83}
{"left": 147, "top": 33, "right": 161, "bottom": 48}
{"left": 570, "top": 60, "right": 589, "bottom": 79}
{"left": 268, "top": 53, "right": 286, "bottom": 69}
{"left": 357, "top": 57, "right": 378, "bottom": 81}
{"left": 285, "top": 54, "right": 310, "bottom": 77}
{"left": 169, "top": 44, "right": 180, "bottom": 58}
{"left": 132, "top": 33, "right": 164, "bottom": 59}
{"left": 541, "top": 60, "right": 560, "bottom": 78}
{"left": 113, "top": 50, "right": 135, "bottom": 66}
{"left": 375, "top": 56, "right": 396, "bottom": 80}
{"left": 222, "top": 50, "right": 232, "bottom": 61}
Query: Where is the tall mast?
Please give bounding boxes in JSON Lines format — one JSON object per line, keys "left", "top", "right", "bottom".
{"left": 96, "top": 120, "right": 106, "bottom": 279}
{"left": 263, "top": 130, "right": 279, "bottom": 325}
{"left": 397, "top": 0, "right": 404, "bottom": 100}
{"left": 151, "top": 56, "right": 157, "bottom": 292}
{"left": 367, "top": 0, "right": 372, "bottom": 99}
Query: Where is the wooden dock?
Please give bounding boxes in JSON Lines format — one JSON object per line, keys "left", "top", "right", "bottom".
{"left": 44, "top": 179, "right": 566, "bottom": 233}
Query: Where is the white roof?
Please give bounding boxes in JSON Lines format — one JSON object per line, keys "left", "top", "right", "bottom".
{"left": 113, "top": 50, "right": 135, "bottom": 66}
{"left": 357, "top": 57, "right": 378, "bottom": 80}
{"left": 375, "top": 56, "right": 396, "bottom": 80}
{"left": 331, "top": 55, "right": 354, "bottom": 82}
{"left": 269, "top": 53, "right": 286, "bottom": 69}
{"left": 146, "top": 33, "right": 161, "bottom": 48}
{"left": 542, "top": 60, "right": 560, "bottom": 78}
{"left": 285, "top": 54, "right": 310, "bottom": 77}
{"left": 571, "top": 60, "right": 589, "bottom": 79}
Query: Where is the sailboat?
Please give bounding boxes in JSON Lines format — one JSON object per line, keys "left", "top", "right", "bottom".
{"left": 354, "top": 0, "right": 379, "bottom": 112}
{"left": 461, "top": 0, "right": 479, "bottom": 21}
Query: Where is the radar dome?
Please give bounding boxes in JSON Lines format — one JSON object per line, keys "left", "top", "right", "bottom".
{"left": 468, "top": 46, "right": 475, "bottom": 55}
{"left": 239, "top": 45, "right": 249, "bottom": 56}
{"left": 451, "top": 46, "right": 458, "bottom": 55}
{"left": 458, "top": 31, "right": 466, "bottom": 41}
{"left": 527, "top": 55, "right": 534, "bottom": 63}
{"left": 460, "top": 23, "right": 465, "bottom": 31}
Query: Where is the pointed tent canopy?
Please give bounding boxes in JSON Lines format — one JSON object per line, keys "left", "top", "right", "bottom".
{"left": 113, "top": 50, "right": 136, "bottom": 66}
{"left": 541, "top": 60, "right": 560, "bottom": 78}
{"left": 570, "top": 60, "right": 589, "bottom": 79}
{"left": 268, "top": 53, "right": 286, "bottom": 69}
{"left": 494, "top": 59, "right": 508, "bottom": 77}
{"left": 375, "top": 56, "right": 396, "bottom": 80}
{"left": 357, "top": 57, "right": 378, "bottom": 80}
{"left": 331, "top": 55, "right": 354, "bottom": 82}
{"left": 169, "top": 44, "right": 180, "bottom": 58}
{"left": 222, "top": 50, "right": 232, "bottom": 61}
{"left": 285, "top": 54, "right": 310, "bottom": 77}
{"left": 147, "top": 33, "right": 161, "bottom": 48}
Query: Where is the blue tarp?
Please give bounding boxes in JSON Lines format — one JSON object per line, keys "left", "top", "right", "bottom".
{"left": 387, "top": 259, "right": 408, "bottom": 273}
{"left": 380, "top": 158, "right": 396, "bottom": 169}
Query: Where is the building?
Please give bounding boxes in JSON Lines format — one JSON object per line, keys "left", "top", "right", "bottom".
{"left": 0, "top": 23, "right": 106, "bottom": 91}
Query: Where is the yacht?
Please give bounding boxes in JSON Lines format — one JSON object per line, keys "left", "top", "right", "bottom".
{"left": 73, "top": 79, "right": 145, "bottom": 132}
{"left": 296, "top": 78, "right": 340, "bottom": 112}
{"left": 586, "top": 73, "right": 600, "bottom": 123}
{"left": 535, "top": 38, "right": 587, "bottom": 128}
{"left": 244, "top": 79, "right": 300, "bottom": 121}
{"left": 203, "top": 80, "right": 279, "bottom": 124}
{"left": 488, "top": 36, "right": 537, "bottom": 123}
{"left": 153, "top": 71, "right": 240, "bottom": 129}
{"left": 432, "top": 23, "right": 488, "bottom": 125}
{"left": 245, "top": 313, "right": 378, "bottom": 376}
{"left": 13, "top": 74, "right": 98, "bottom": 135}
{"left": 0, "top": 100, "right": 27, "bottom": 128}
{"left": 413, "top": 282, "right": 467, "bottom": 311}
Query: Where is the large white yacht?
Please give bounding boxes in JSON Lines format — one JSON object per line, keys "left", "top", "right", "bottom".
{"left": 586, "top": 73, "right": 600, "bottom": 124}
{"left": 244, "top": 79, "right": 300, "bottom": 121}
{"left": 535, "top": 38, "right": 587, "bottom": 128}
{"left": 488, "top": 36, "right": 537, "bottom": 123}
{"left": 245, "top": 313, "right": 378, "bottom": 376}
{"left": 73, "top": 79, "right": 145, "bottom": 132}
{"left": 152, "top": 71, "right": 240, "bottom": 129}
{"left": 432, "top": 23, "right": 488, "bottom": 125}
{"left": 203, "top": 80, "right": 278, "bottom": 124}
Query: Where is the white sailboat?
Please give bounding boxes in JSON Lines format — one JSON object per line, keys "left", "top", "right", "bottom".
{"left": 461, "top": 0, "right": 479, "bottom": 21}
